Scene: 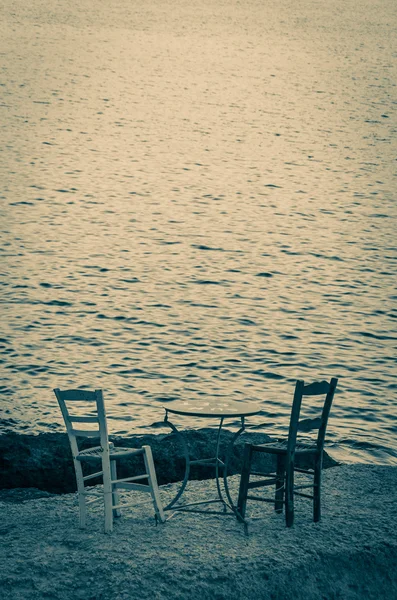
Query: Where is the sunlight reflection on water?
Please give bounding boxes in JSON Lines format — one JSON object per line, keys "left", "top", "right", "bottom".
{"left": 1, "top": 0, "right": 396, "bottom": 465}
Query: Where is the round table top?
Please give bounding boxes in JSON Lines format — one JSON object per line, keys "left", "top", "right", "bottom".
{"left": 163, "top": 400, "right": 262, "bottom": 418}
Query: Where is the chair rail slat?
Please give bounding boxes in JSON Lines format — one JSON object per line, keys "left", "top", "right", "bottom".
{"left": 83, "top": 471, "right": 103, "bottom": 481}
{"left": 114, "top": 482, "right": 151, "bottom": 493}
{"left": 69, "top": 416, "right": 99, "bottom": 423}
{"left": 86, "top": 497, "right": 103, "bottom": 505}
{"left": 293, "top": 467, "right": 315, "bottom": 475}
{"left": 112, "top": 475, "right": 148, "bottom": 484}
{"left": 248, "top": 478, "right": 278, "bottom": 489}
{"left": 112, "top": 500, "right": 150, "bottom": 510}
{"left": 71, "top": 429, "right": 101, "bottom": 437}
{"left": 55, "top": 389, "right": 98, "bottom": 401}
{"left": 294, "top": 491, "right": 315, "bottom": 499}
{"left": 302, "top": 381, "right": 330, "bottom": 396}
{"left": 246, "top": 496, "right": 275, "bottom": 503}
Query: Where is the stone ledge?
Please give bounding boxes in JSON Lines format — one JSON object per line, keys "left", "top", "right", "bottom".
{"left": 0, "top": 430, "right": 338, "bottom": 493}
{"left": 0, "top": 466, "right": 396, "bottom": 600}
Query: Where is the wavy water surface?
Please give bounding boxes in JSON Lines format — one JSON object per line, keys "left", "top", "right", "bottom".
{"left": 0, "top": 0, "right": 396, "bottom": 464}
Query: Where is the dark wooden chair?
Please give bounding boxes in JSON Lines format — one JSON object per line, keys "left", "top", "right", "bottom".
{"left": 237, "top": 378, "right": 338, "bottom": 527}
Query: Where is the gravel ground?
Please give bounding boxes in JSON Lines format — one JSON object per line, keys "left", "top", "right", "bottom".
{"left": 1, "top": 465, "right": 396, "bottom": 600}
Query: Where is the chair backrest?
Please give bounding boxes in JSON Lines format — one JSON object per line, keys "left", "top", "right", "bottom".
{"left": 54, "top": 388, "right": 109, "bottom": 459}
{"left": 287, "top": 378, "right": 338, "bottom": 455}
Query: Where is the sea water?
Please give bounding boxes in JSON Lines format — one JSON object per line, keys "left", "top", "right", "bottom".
{"left": 1, "top": 0, "right": 396, "bottom": 465}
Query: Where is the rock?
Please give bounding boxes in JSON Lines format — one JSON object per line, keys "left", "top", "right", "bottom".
{"left": 0, "top": 430, "right": 339, "bottom": 494}
{"left": 0, "top": 488, "right": 56, "bottom": 503}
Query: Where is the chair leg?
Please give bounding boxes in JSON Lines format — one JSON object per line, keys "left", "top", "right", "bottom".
{"left": 103, "top": 492, "right": 113, "bottom": 533}
{"left": 142, "top": 445, "right": 165, "bottom": 523}
{"left": 237, "top": 444, "right": 254, "bottom": 520}
{"left": 102, "top": 456, "right": 114, "bottom": 534}
{"left": 110, "top": 460, "right": 122, "bottom": 518}
{"left": 74, "top": 461, "right": 87, "bottom": 529}
{"left": 285, "top": 461, "right": 294, "bottom": 527}
{"left": 313, "top": 454, "right": 322, "bottom": 522}
{"left": 275, "top": 455, "right": 285, "bottom": 513}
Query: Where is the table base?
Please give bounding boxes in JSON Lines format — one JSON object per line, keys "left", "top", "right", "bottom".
{"left": 162, "top": 413, "right": 247, "bottom": 524}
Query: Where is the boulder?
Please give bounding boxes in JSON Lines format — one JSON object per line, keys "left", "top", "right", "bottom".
{"left": 0, "top": 430, "right": 338, "bottom": 494}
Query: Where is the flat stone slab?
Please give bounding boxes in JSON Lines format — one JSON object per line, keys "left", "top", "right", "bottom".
{"left": 1, "top": 465, "right": 396, "bottom": 600}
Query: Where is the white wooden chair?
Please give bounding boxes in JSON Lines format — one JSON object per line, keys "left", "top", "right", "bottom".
{"left": 54, "top": 388, "right": 165, "bottom": 533}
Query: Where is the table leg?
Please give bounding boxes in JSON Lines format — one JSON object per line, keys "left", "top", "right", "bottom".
{"left": 222, "top": 416, "right": 248, "bottom": 523}
{"left": 214, "top": 417, "right": 227, "bottom": 511}
{"left": 162, "top": 413, "right": 191, "bottom": 511}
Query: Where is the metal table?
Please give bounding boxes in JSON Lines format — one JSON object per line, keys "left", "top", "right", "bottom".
{"left": 162, "top": 400, "right": 262, "bottom": 520}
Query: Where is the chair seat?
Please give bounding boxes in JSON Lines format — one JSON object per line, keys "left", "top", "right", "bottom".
{"left": 77, "top": 446, "right": 145, "bottom": 462}
{"left": 251, "top": 439, "right": 318, "bottom": 455}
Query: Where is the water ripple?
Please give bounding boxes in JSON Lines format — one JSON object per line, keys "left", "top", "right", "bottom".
{"left": 1, "top": 0, "right": 396, "bottom": 465}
